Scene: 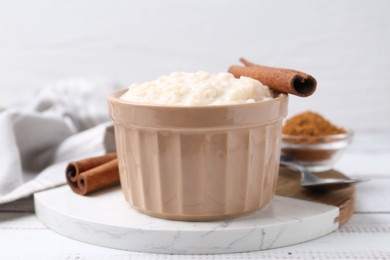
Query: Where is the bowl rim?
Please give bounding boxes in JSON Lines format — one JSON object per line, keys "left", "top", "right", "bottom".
{"left": 108, "top": 87, "right": 287, "bottom": 109}
{"left": 108, "top": 87, "right": 289, "bottom": 128}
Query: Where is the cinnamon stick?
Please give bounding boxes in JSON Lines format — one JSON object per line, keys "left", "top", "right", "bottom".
{"left": 66, "top": 153, "right": 120, "bottom": 195}
{"left": 228, "top": 58, "right": 317, "bottom": 97}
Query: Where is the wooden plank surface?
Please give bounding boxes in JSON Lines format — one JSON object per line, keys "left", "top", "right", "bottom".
{"left": 0, "top": 179, "right": 388, "bottom": 259}
{"left": 0, "top": 151, "right": 389, "bottom": 259}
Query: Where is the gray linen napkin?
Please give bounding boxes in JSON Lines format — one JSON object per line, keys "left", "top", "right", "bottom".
{"left": 0, "top": 79, "right": 117, "bottom": 204}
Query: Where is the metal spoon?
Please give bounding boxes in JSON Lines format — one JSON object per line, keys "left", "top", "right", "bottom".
{"left": 280, "top": 155, "right": 369, "bottom": 189}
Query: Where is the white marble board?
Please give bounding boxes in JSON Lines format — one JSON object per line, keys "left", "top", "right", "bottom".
{"left": 34, "top": 185, "right": 339, "bottom": 254}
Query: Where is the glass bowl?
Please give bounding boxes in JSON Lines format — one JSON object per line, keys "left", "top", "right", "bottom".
{"left": 281, "top": 129, "right": 353, "bottom": 172}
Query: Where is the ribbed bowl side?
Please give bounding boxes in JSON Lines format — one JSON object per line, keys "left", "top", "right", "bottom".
{"left": 115, "top": 120, "right": 282, "bottom": 221}
{"left": 223, "top": 121, "right": 282, "bottom": 216}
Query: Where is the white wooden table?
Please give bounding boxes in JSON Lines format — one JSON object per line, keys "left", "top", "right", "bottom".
{"left": 1, "top": 132, "right": 389, "bottom": 260}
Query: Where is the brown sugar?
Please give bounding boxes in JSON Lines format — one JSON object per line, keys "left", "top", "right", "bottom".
{"left": 281, "top": 112, "right": 348, "bottom": 162}
{"left": 282, "top": 111, "right": 346, "bottom": 137}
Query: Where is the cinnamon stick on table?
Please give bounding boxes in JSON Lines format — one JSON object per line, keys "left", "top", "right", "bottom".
{"left": 66, "top": 153, "right": 120, "bottom": 195}
{"left": 228, "top": 58, "right": 317, "bottom": 97}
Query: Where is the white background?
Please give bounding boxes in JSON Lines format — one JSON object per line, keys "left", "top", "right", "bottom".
{"left": 1, "top": 0, "right": 389, "bottom": 132}
{"left": 1, "top": 2, "right": 390, "bottom": 259}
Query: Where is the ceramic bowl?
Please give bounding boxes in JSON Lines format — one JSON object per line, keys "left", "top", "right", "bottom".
{"left": 108, "top": 89, "right": 288, "bottom": 221}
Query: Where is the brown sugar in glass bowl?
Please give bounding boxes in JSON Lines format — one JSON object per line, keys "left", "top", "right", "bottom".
{"left": 108, "top": 88, "right": 288, "bottom": 221}
{"left": 281, "top": 111, "right": 353, "bottom": 172}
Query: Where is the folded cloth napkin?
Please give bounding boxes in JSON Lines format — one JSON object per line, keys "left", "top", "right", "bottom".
{"left": 0, "top": 79, "right": 118, "bottom": 204}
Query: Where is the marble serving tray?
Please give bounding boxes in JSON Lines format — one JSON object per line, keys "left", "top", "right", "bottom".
{"left": 34, "top": 183, "right": 341, "bottom": 254}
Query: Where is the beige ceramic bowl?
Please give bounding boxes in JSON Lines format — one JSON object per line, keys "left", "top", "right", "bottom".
{"left": 108, "top": 89, "right": 288, "bottom": 221}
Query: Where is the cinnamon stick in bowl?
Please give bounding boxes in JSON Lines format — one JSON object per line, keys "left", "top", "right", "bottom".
{"left": 228, "top": 58, "right": 317, "bottom": 97}
{"left": 66, "top": 153, "right": 120, "bottom": 195}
